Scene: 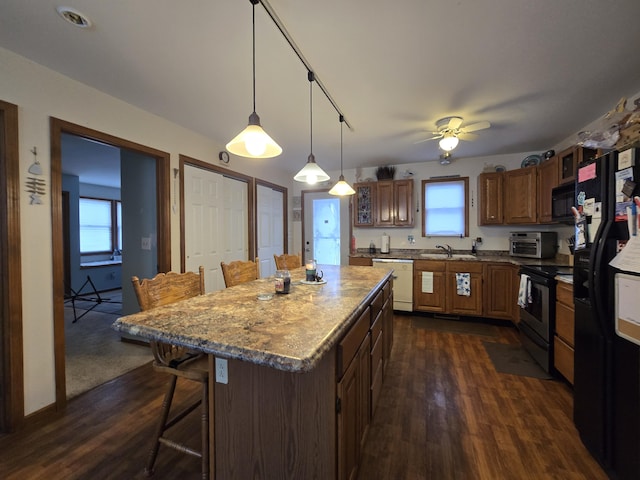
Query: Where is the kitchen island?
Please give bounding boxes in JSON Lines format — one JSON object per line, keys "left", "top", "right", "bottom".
{"left": 113, "top": 264, "right": 393, "bottom": 479}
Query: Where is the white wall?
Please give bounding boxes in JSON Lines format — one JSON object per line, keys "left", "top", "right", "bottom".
{"left": 292, "top": 152, "right": 575, "bottom": 256}
{"left": 0, "top": 47, "right": 294, "bottom": 415}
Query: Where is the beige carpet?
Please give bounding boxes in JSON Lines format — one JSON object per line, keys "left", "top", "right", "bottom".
{"left": 65, "top": 291, "right": 152, "bottom": 399}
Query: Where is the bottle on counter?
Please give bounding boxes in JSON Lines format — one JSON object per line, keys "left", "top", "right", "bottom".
{"left": 369, "top": 241, "right": 376, "bottom": 254}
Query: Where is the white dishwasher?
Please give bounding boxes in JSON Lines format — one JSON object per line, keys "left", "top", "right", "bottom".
{"left": 372, "top": 258, "right": 414, "bottom": 311}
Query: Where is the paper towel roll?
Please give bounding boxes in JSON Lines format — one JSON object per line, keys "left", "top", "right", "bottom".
{"left": 381, "top": 233, "right": 390, "bottom": 253}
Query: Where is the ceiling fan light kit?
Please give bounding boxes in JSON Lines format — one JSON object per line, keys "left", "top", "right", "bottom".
{"left": 416, "top": 116, "right": 491, "bottom": 153}
{"left": 226, "top": 0, "right": 282, "bottom": 159}
{"left": 439, "top": 133, "right": 459, "bottom": 152}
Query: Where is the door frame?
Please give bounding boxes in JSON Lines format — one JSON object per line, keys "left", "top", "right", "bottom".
{"left": 256, "top": 178, "right": 289, "bottom": 253}
{"left": 0, "top": 100, "right": 23, "bottom": 432}
{"left": 178, "top": 155, "right": 255, "bottom": 272}
{"left": 50, "top": 118, "right": 171, "bottom": 411}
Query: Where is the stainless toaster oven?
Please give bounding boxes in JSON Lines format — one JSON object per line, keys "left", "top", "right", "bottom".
{"left": 509, "top": 232, "right": 557, "bottom": 258}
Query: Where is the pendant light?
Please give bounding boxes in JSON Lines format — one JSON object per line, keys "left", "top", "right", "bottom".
{"left": 329, "top": 115, "right": 355, "bottom": 196}
{"left": 226, "top": 0, "right": 282, "bottom": 159}
{"left": 294, "top": 71, "right": 330, "bottom": 184}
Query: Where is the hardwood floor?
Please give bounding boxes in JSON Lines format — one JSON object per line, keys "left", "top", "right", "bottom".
{"left": 0, "top": 314, "right": 606, "bottom": 479}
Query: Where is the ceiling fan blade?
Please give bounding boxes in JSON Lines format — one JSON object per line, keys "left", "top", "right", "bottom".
{"left": 447, "top": 117, "right": 463, "bottom": 130}
{"left": 414, "top": 135, "right": 441, "bottom": 145}
{"left": 458, "top": 132, "right": 479, "bottom": 141}
{"left": 462, "top": 120, "right": 491, "bottom": 133}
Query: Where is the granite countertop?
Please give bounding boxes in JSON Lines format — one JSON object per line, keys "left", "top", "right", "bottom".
{"left": 351, "top": 249, "right": 571, "bottom": 267}
{"left": 556, "top": 274, "right": 573, "bottom": 284}
{"left": 113, "top": 265, "right": 391, "bottom": 373}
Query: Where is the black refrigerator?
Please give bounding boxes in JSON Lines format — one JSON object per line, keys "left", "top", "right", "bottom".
{"left": 573, "top": 148, "right": 640, "bottom": 479}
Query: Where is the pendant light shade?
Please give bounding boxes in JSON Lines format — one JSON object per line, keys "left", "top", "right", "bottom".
{"left": 295, "top": 72, "right": 330, "bottom": 184}
{"left": 329, "top": 115, "right": 355, "bottom": 196}
{"left": 294, "top": 153, "right": 330, "bottom": 184}
{"left": 438, "top": 133, "right": 459, "bottom": 152}
{"left": 226, "top": 0, "right": 282, "bottom": 159}
{"left": 226, "top": 112, "right": 282, "bottom": 158}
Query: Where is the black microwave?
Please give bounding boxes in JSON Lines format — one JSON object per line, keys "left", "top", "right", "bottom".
{"left": 551, "top": 182, "right": 575, "bottom": 224}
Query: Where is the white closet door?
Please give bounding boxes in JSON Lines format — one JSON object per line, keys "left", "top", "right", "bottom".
{"left": 184, "top": 165, "right": 247, "bottom": 292}
{"left": 257, "top": 184, "right": 284, "bottom": 278}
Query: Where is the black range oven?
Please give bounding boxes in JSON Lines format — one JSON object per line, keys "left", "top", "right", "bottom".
{"left": 518, "top": 264, "right": 573, "bottom": 372}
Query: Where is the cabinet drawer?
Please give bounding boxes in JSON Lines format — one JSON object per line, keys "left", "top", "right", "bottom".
{"left": 555, "top": 301, "right": 575, "bottom": 345}
{"left": 446, "top": 261, "right": 484, "bottom": 274}
{"left": 349, "top": 257, "right": 373, "bottom": 266}
{"left": 371, "top": 312, "right": 382, "bottom": 345}
{"left": 556, "top": 282, "right": 573, "bottom": 306}
{"left": 338, "top": 307, "right": 370, "bottom": 378}
{"left": 554, "top": 335, "right": 574, "bottom": 384}
{"left": 414, "top": 260, "right": 446, "bottom": 272}
{"left": 370, "top": 290, "right": 384, "bottom": 321}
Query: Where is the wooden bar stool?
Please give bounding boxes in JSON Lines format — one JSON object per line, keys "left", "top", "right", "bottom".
{"left": 220, "top": 258, "right": 260, "bottom": 287}
{"left": 131, "top": 266, "right": 210, "bottom": 479}
{"left": 273, "top": 252, "right": 302, "bottom": 270}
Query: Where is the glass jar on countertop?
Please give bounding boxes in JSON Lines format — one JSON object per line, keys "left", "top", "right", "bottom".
{"left": 275, "top": 269, "right": 291, "bottom": 294}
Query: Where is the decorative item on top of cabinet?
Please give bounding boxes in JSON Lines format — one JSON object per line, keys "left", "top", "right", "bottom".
{"left": 554, "top": 280, "right": 575, "bottom": 384}
{"left": 353, "top": 179, "right": 414, "bottom": 228}
{"left": 537, "top": 154, "right": 559, "bottom": 223}
{"left": 504, "top": 166, "right": 538, "bottom": 224}
{"left": 478, "top": 172, "right": 504, "bottom": 225}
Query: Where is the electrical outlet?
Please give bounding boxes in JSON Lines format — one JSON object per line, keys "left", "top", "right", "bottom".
{"left": 215, "top": 357, "right": 228, "bottom": 384}
{"left": 141, "top": 236, "right": 151, "bottom": 250}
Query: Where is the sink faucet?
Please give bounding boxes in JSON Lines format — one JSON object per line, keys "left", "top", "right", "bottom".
{"left": 435, "top": 244, "right": 453, "bottom": 258}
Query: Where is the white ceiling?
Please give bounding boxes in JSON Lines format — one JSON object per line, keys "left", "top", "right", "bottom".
{"left": 3, "top": 0, "right": 640, "bottom": 183}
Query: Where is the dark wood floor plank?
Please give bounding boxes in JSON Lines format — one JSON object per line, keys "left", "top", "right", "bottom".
{"left": 0, "top": 313, "right": 607, "bottom": 480}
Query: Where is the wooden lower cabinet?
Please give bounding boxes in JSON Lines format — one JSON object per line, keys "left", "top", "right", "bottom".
{"left": 446, "top": 261, "right": 483, "bottom": 316}
{"left": 554, "top": 281, "right": 575, "bottom": 383}
{"left": 483, "top": 263, "right": 518, "bottom": 321}
{"left": 413, "top": 260, "right": 447, "bottom": 312}
{"left": 337, "top": 278, "right": 393, "bottom": 480}
{"left": 414, "top": 260, "right": 483, "bottom": 316}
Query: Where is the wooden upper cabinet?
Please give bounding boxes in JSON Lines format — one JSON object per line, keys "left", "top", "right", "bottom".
{"left": 353, "top": 179, "right": 414, "bottom": 228}
{"left": 375, "top": 181, "right": 394, "bottom": 226}
{"left": 537, "top": 156, "right": 559, "bottom": 223}
{"left": 504, "top": 167, "right": 537, "bottom": 224}
{"left": 393, "top": 179, "right": 414, "bottom": 226}
{"left": 557, "top": 146, "right": 596, "bottom": 185}
{"left": 353, "top": 182, "right": 375, "bottom": 227}
{"left": 478, "top": 172, "right": 504, "bottom": 225}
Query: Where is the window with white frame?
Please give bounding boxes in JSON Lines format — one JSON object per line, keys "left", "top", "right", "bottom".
{"left": 422, "top": 177, "right": 469, "bottom": 237}
{"left": 79, "top": 197, "right": 122, "bottom": 254}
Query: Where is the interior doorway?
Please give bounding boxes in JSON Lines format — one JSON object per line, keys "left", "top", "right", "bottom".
{"left": 301, "top": 190, "right": 351, "bottom": 266}
{"left": 50, "top": 118, "right": 171, "bottom": 410}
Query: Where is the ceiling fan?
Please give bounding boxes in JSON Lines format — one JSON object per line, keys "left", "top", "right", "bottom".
{"left": 416, "top": 116, "right": 491, "bottom": 151}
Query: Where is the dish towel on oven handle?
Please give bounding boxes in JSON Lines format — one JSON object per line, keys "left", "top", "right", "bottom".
{"left": 517, "top": 274, "right": 532, "bottom": 308}
{"left": 455, "top": 273, "right": 471, "bottom": 296}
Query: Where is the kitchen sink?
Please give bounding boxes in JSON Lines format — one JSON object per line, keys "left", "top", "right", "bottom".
{"left": 419, "top": 253, "right": 477, "bottom": 260}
